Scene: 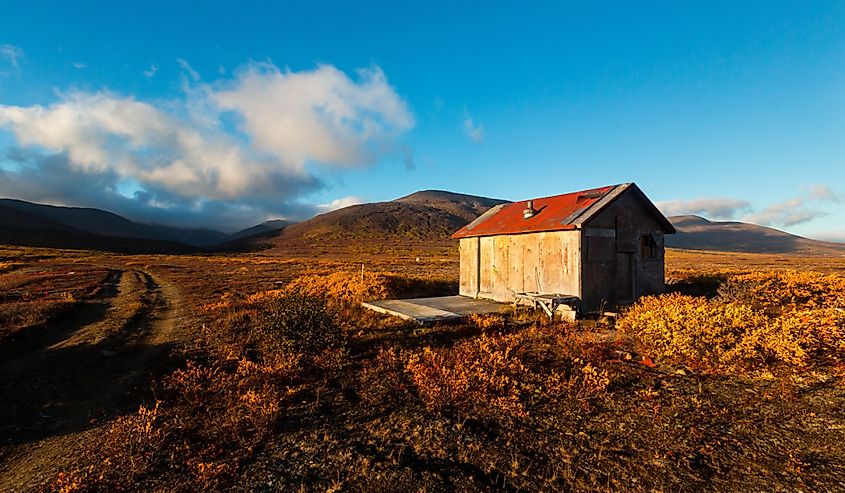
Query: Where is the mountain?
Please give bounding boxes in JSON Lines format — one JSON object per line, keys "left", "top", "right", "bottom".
{"left": 667, "top": 215, "right": 845, "bottom": 255}
{"left": 278, "top": 190, "right": 509, "bottom": 241}
{"left": 220, "top": 190, "right": 509, "bottom": 252}
{"left": 0, "top": 202, "right": 197, "bottom": 253}
{"left": 394, "top": 190, "right": 508, "bottom": 222}
{"left": 228, "top": 219, "right": 295, "bottom": 241}
{"left": 5, "top": 194, "right": 841, "bottom": 256}
{"left": 0, "top": 199, "right": 228, "bottom": 247}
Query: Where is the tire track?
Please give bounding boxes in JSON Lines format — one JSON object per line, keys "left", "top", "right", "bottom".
{"left": 0, "top": 268, "right": 185, "bottom": 492}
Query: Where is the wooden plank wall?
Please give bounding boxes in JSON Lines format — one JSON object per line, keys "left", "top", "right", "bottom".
{"left": 580, "top": 190, "right": 667, "bottom": 312}
{"left": 475, "top": 231, "right": 580, "bottom": 303}
{"left": 458, "top": 238, "right": 479, "bottom": 296}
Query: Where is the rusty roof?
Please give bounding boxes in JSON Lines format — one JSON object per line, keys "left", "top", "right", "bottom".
{"left": 452, "top": 183, "right": 674, "bottom": 239}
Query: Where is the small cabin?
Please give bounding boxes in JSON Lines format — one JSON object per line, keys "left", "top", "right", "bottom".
{"left": 451, "top": 183, "right": 675, "bottom": 314}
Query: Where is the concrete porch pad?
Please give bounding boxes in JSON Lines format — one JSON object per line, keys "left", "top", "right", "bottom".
{"left": 362, "top": 295, "right": 505, "bottom": 324}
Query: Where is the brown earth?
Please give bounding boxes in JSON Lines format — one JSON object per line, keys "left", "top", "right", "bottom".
{"left": 0, "top": 267, "right": 187, "bottom": 492}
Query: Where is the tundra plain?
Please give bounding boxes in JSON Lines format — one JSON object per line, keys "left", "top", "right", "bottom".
{"left": 0, "top": 242, "right": 844, "bottom": 492}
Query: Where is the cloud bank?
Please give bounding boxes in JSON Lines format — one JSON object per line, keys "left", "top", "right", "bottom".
{"left": 811, "top": 231, "right": 845, "bottom": 243}
{"left": 658, "top": 185, "right": 839, "bottom": 229}
{"left": 656, "top": 197, "right": 751, "bottom": 220}
{"left": 0, "top": 62, "right": 413, "bottom": 231}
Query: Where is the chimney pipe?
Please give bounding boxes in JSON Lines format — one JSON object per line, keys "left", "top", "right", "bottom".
{"left": 523, "top": 200, "right": 536, "bottom": 219}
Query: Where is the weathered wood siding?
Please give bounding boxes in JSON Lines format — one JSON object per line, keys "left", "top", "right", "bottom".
{"left": 465, "top": 230, "right": 580, "bottom": 303}
{"left": 458, "top": 237, "right": 479, "bottom": 296}
{"left": 580, "top": 189, "right": 666, "bottom": 312}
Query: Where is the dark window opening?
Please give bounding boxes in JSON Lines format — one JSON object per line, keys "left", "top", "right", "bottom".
{"left": 640, "top": 234, "right": 658, "bottom": 258}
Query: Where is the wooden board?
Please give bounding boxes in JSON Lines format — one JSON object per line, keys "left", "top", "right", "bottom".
{"left": 362, "top": 296, "right": 505, "bottom": 325}
{"left": 459, "top": 238, "right": 478, "bottom": 296}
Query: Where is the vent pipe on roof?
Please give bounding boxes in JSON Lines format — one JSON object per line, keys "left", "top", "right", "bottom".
{"left": 523, "top": 200, "right": 536, "bottom": 219}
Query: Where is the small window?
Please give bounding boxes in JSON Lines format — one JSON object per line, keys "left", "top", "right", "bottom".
{"left": 640, "top": 234, "right": 658, "bottom": 258}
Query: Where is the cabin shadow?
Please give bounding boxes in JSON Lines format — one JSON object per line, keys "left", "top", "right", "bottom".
{"left": 0, "top": 338, "right": 180, "bottom": 447}
{"left": 0, "top": 281, "right": 182, "bottom": 447}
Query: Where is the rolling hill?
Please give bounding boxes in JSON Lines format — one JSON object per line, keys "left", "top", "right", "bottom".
{"left": 228, "top": 219, "right": 295, "bottom": 241}
{"left": 667, "top": 215, "right": 845, "bottom": 255}
{"left": 0, "top": 199, "right": 229, "bottom": 247}
{"left": 0, "top": 202, "right": 198, "bottom": 253}
{"left": 277, "top": 190, "right": 509, "bottom": 241}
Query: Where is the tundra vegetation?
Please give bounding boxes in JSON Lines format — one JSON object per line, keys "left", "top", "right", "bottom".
{"left": 0, "top": 243, "right": 843, "bottom": 492}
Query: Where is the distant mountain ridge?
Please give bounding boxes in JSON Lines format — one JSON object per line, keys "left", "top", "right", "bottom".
{"left": 0, "top": 199, "right": 229, "bottom": 247}
{"left": 1, "top": 194, "right": 842, "bottom": 256}
{"left": 228, "top": 219, "right": 295, "bottom": 241}
{"left": 0, "top": 201, "right": 198, "bottom": 253}
{"left": 667, "top": 215, "right": 845, "bottom": 255}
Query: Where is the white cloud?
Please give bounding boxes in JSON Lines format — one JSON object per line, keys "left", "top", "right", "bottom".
{"left": 809, "top": 230, "right": 845, "bottom": 243}
{"left": 0, "top": 91, "right": 271, "bottom": 199}
{"left": 213, "top": 63, "right": 413, "bottom": 172}
{"left": 143, "top": 64, "right": 158, "bottom": 78}
{"left": 656, "top": 197, "right": 751, "bottom": 220}
{"left": 0, "top": 44, "right": 24, "bottom": 70}
{"left": 0, "top": 61, "right": 413, "bottom": 229}
{"left": 741, "top": 185, "right": 841, "bottom": 228}
{"left": 176, "top": 58, "right": 199, "bottom": 82}
{"left": 804, "top": 184, "right": 843, "bottom": 203}
{"left": 660, "top": 185, "right": 843, "bottom": 228}
{"left": 463, "top": 114, "right": 484, "bottom": 142}
{"left": 316, "top": 196, "right": 363, "bottom": 213}
{"left": 72, "top": 62, "right": 86, "bottom": 69}
{"left": 743, "top": 198, "right": 826, "bottom": 228}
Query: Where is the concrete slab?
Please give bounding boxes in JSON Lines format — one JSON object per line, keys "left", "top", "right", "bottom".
{"left": 362, "top": 295, "right": 505, "bottom": 325}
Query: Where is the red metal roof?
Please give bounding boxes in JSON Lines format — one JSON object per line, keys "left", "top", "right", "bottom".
{"left": 452, "top": 185, "right": 619, "bottom": 239}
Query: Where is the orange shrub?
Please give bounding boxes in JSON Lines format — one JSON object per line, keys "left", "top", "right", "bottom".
{"left": 467, "top": 312, "right": 507, "bottom": 331}
{"left": 281, "top": 271, "right": 393, "bottom": 303}
{"left": 406, "top": 328, "right": 610, "bottom": 421}
{"left": 407, "top": 337, "right": 532, "bottom": 419}
{"left": 617, "top": 293, "right": 765, "bottom": 370}
{"left": 52, "top": 354, "right": 304, "bottom": 491}
{"left": 719, "top": 271, "right": 845, "bottom": 312}
{"left": 359, "top": 347, "right": 411, "bottom": 405}
{"left": 279, "top": 270, "right": 454, "bottom": 305}
{"left": 618, "top": 291, "right": 845, "bottom": 372}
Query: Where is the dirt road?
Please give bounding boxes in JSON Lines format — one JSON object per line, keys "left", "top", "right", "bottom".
{"left": 0, "top": 268, "right": 187, "bottom": 492}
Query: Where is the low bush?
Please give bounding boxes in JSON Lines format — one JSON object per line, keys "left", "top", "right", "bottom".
{"left": 618, "top": 290, "right": 845, "bottom": 372}
{"left": 281, "top": 270, "right": 455, "bottom": 305}
{"left": 359, "top": 347, "right": 411, "bottom": 405}
{"left": 282, "top": 271, "right": 394, "bottom": 304}
{"left": 718, "top": 271, "right": 845, "bottom": 313}
{"left": 255, "top": 294, "right": 340, "bottom": 355}
{"left": 467, "top": 312, "right": 507, "bottom": 331}
{"left": 406, "top": 327, "right": 611, "bottom": 422}
{"left": 52, "top": 355, "right": 304, "bottom": 491}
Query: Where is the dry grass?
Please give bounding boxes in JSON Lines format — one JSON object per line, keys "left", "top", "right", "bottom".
{"left": 0, "top": 244, "right": 843, "bottom": 491}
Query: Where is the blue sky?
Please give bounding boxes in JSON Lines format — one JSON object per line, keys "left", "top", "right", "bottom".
{"left": 0, "top": 1, "right": 844, "bottom": 238}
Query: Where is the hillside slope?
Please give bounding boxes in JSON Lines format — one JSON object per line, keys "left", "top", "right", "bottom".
{"left": 228, "top": 219, "right": 295, "bottom": 241}
{"left": 667, "top": 215, "right": 845, "bottom": 255}
{"left": 0, "top": 199, "right": 228, "bottom": 247}
{"left": 278, "top": 190, "right": 509, "bottom": 241}
{"left": 0, "top": 204, "right": 197, "bottom": 253}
